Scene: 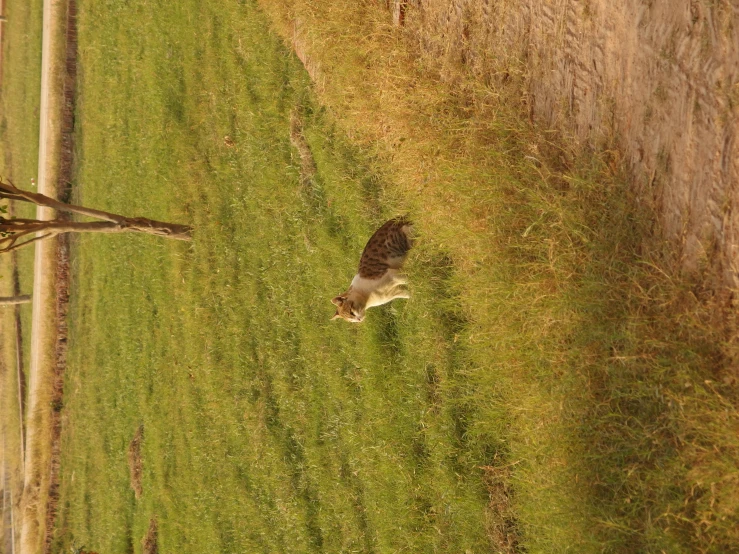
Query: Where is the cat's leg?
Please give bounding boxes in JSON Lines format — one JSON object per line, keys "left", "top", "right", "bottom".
{"left": 390, "top": 285, "right": 410, "bottom": 299}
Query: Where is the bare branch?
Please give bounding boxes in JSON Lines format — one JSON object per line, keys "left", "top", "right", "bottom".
{"left": 0, "top": 177, "right": 124, "bottom": 222}
{"left": 0, "top": 234, "right": 53, "bottom": 253}
{"left": 0, "top": 233, "right": 58, "bottom": 254}
{"left": 0, "top": 178, "right": 193, "bottom": 252}
{"left": 4, "top": 217, "right": 47, "bottom": 224}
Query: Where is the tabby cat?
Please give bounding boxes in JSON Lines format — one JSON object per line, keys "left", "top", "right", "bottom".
{"left": 332, "top": 217, "right": 413, "bottom": 323}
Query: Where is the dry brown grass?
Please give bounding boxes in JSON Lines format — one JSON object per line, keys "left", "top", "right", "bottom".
{"left": 142, "top": 518, "right": 158, "bottom": 554}
{"left": 127, "top": 425, "right": 144, "bottom": 499}
{"left": 42, "top": 234, "right": 71, "bottom": 554}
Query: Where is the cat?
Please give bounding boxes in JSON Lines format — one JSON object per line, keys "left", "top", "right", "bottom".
{"left": 332, "top": 217, "right": 413, "bottom": 323}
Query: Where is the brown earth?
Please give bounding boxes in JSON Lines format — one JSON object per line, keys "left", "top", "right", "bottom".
{"left": 142, "top": 518, "right": 158, "bottom": 554}
{"left": 402, "top": 0, "right": 739, "bottom": 287}
{"left": 128, "top": 425, "right": 144, "bottom": 499}
{"left": 480, "top": 462, "right": 519, "bottom": 554}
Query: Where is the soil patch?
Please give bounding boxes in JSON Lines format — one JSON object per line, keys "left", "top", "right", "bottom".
{"left": 289, "top": 110, "right": 317, "bottom": 186}
{"left": 41, "top": 233, "right": 70, "bottom": 554}
{"left": 127, "top": 425, "right": 144, "bottom": 499}
{"left": 480, "top": 463, "right": 520, "bottom": 554}
{"left": 142, "top": 518, "right": 158, "bottom": 554}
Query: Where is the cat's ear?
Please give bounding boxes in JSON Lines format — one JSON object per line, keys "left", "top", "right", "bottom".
{"left": 331, "top": 296, "right": 345, "bottom": 306}
{"left": 331, "top": 310, "right": 343, "bottom": 320}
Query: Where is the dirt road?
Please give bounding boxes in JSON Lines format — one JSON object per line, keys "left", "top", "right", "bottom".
{"left": 21, "top": 0, "right": 64, "bottom": 551}
{"left": 408, "top": 0, "right": 739, "bottom": 286}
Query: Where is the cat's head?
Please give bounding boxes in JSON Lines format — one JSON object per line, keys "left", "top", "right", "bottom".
{"left": 331, "top": 294, "right": 366, "bottom": 323}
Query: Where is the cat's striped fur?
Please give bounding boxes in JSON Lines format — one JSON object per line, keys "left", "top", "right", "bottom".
{"left": 332, "top": 217, "right": 413, "bottom": 323}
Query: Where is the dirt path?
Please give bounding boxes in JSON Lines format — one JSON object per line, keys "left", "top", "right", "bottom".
{"left": 20, "top": 0, "right": 67, "bottom": 551}
{"left": 407, "top": 0, "right": 739, "bottom": 287}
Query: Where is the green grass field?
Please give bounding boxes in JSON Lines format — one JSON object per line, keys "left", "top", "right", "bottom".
{"left": 56, "top": 1, "right": 493, "bottom": 552}
{"left": 0, "top": 0, "right": 42, "bottom": 183}
{"left": 47, "top": 1, "right": 739, "bottom": 553}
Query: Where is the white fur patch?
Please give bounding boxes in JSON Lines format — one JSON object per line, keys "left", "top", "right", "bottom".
{"left": 349, "top": 270, "right": 409, "bottom": 308}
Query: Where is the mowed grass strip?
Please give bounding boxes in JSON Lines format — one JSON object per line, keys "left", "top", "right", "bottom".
{"left": 0, "top": 0, "right": 44, "bottom": 382}
{"left": 54, "top": 1, "right": 491, "bottom": 553}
